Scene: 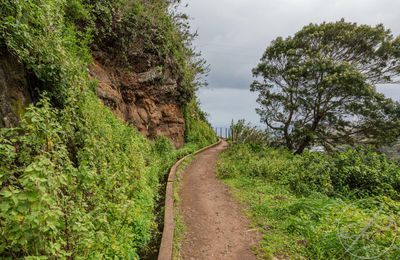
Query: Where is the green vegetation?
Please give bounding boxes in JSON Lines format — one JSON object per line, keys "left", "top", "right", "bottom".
{"left": 172, "top": 156, "right": 194, "bottom": 260}
{"left": 184, "top": 99, "right": 217, "bottom": 148}
{"left": 236, "top": 22, "right": 400, "bottom": 258}
{"left": 251, "top": 20, "right": 400, "bottom": 154}
{"left": 230, "top": 119, "right": 269, "bottom": 145}
{"left": 218, "top": 143, "right": 400, "bottom": 259}
{"left": 0, "top": 0, "right": 215, "bottom": 258}
{"left": 85, "top": 0, "right": 208, "bottom": 104}
{"left": 221, "top": 20, "right": 400, "bottom": 259}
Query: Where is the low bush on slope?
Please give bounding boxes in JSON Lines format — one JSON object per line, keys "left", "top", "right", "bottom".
{"left": 184, "top": 99, "right": 217, "bottom": 148}
{"left": 218, "top": 144, "right": 400, "bottom": 259}
{"left": 220, "top": 144, "right": 400, "bottom": 199}
{"left": 0, "top": 0, "right": 215, "bottom": 258}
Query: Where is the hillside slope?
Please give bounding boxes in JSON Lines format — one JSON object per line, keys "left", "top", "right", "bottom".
{"left": 0, "top": 0, "right": 215, "bottom": 258}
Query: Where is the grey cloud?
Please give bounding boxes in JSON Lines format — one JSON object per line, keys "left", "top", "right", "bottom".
{"left": 197, "top": 88, "right": 261, "bottom": 127}
{"left": 183, "top": 0, "right": 400, "bottom": 126}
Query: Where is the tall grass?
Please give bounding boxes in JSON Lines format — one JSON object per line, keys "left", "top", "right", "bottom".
{"left": 217, "top": 144, "right": 400, "bottom": 259}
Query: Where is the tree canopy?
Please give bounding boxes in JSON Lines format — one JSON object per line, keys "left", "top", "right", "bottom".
{"left": 251, "top": 20, "right": 400, "bottom": 154}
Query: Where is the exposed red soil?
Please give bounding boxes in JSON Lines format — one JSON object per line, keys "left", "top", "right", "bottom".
{"left": 179, "top": 140, "right": 261, "bottom": 260}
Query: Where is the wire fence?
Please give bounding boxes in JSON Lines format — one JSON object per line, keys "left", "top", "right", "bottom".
{"left": 214, "top": 124, "right": 268, "bottom": 144}
{"left": 213, "top": 127, "right": 233, "bottom": 140}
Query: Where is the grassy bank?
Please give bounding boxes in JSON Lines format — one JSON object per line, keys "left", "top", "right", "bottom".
{"left": 172, "top": 156, "right": 194, "bottom": 260}
{"left": 217, "top": 144, "right": 400, "bottom": 259}
{"left": 0, "top": 0, "right": 215, "bottom": 258}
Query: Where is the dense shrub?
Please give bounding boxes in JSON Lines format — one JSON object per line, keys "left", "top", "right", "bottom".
{"left": 288, "top": 152, "right": 335, "bottom": 196}
{"left": 230, "top": 119, "right": 269, "bottom": 145}
{"left": 184, "top": 99, "right": 217, "bottom": 148}
{"left": 218, "top": 144, "right": 400, "bottom": 258}
{"left": 81, "top": 0, "right": 207, "bottom": 104}
{"left": 289, "top": 147, "right": 400, "bottom": 198}
{"left": 0, "top": 0, "right": 214, "bottom": 258}
{"left": 0, "top": 0, "right": 91, "bottom": 106}
{"left": 218, "top": 144, "right": 400, "bottom": 199}
{"left": 331, "top": 147, "right": 400, "bottom": 198}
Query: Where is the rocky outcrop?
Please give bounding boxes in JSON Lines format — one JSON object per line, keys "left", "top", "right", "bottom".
{"left": 0, "top": 46, "right": 186, "bottom": 148}
{"left": 89, "top": 60, "right": 185, "bottom": 148}
{"left": 0, "top": 47, "right": 34, "bottom": 128}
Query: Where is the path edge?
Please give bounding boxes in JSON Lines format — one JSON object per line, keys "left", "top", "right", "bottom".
{"left": 157, "top": 139, "right": 223, "bottom": 260}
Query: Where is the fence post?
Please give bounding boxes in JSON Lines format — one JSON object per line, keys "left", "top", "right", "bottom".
{"left": 212, "top": 126, "right": 237, "bottom": 140}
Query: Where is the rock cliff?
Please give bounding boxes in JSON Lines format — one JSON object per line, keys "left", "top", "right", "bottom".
{"left": 0, "top": 47, "right": 34, "bottom": 128}
{"left": 89, "top": 57, "right": 185, "bottom": 148}
{"left": 0, "top": 47, "right": 186, "bottom": 147}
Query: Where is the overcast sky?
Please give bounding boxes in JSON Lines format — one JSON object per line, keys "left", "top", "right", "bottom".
{"left": 183, "top": 0, "right": 400, "bottom": 127}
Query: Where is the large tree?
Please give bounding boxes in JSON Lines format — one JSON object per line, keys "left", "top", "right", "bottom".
{"left": 251, "top": 20, "right": 400, "bottom": 154}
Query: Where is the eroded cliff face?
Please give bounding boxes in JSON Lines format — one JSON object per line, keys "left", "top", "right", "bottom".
{"left": 89, "top": 58, "right": 185, "bottom": 148}
{"left": 0, "top": 46, "right": 186, "bottom": 148}
{"left": 0, "top": 47, "right": 34, "bottom": 128}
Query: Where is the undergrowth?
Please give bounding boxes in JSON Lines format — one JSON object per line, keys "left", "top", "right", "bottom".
{"left": 172, "top": 156, "right": 194, "bottom": 260}
{"left": 184, "top": 99, "right": 217, "bottom": 148}
{"left": 218, "top": 144, "right": 400, "bottom": 259}
{"left": 0, "top": 0, "right": 215, "bottom": 258}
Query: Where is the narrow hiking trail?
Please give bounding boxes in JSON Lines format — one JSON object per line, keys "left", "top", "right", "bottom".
{"left": 179, "top": 140, "right": 260, "bottom": 260}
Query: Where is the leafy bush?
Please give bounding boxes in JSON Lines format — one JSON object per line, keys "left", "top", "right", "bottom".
{"left": 82, "top": 0, "right": 207, "bottom": 104}
{"left": 218, "top": 144, "right": 400, "bottom": 259}
{"left": 331, "top": 147, "right": 400, "bottom": 198}
{"left": 0, "top": 0, "right": 215, "bottom": 258}
{"left": 0, "top": 0, "right": 91, "bottom": 105}
{"left": 287, "top": 147, "right": 400, "bottom": 199}
{"left": 230, "top": 119, "right": 269, "bottom": 145}
{"left": 287, "top": 152, "right": 335, "bottom": 196}
{"left": 218, "top": 143, "right": 400, "bottom": 200}
{"left": 184, "top": 99, "right": 217, "bottom": 148}
{"left": 0, "top": 93, "right": 156, "bottom": 258}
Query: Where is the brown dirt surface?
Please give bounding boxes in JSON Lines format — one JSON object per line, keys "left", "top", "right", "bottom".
{"left": 179, "top": 140, "right": 261, "bottom": 260}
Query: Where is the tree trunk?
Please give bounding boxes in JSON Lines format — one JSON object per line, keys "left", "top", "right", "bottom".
{"left": 295, "top": 137, "right": 310, "bottom": 154}
{"left": 295, "top": 116, "right": 321, "bottom": 154}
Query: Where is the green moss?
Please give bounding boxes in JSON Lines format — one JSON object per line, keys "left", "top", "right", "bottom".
{"left": 10, "top": 98, "right": 25, "bottom": 117}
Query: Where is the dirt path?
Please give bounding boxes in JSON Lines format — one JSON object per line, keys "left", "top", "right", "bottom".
{"left": 179, "top": 140, "right": 260, "bottom": 260}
